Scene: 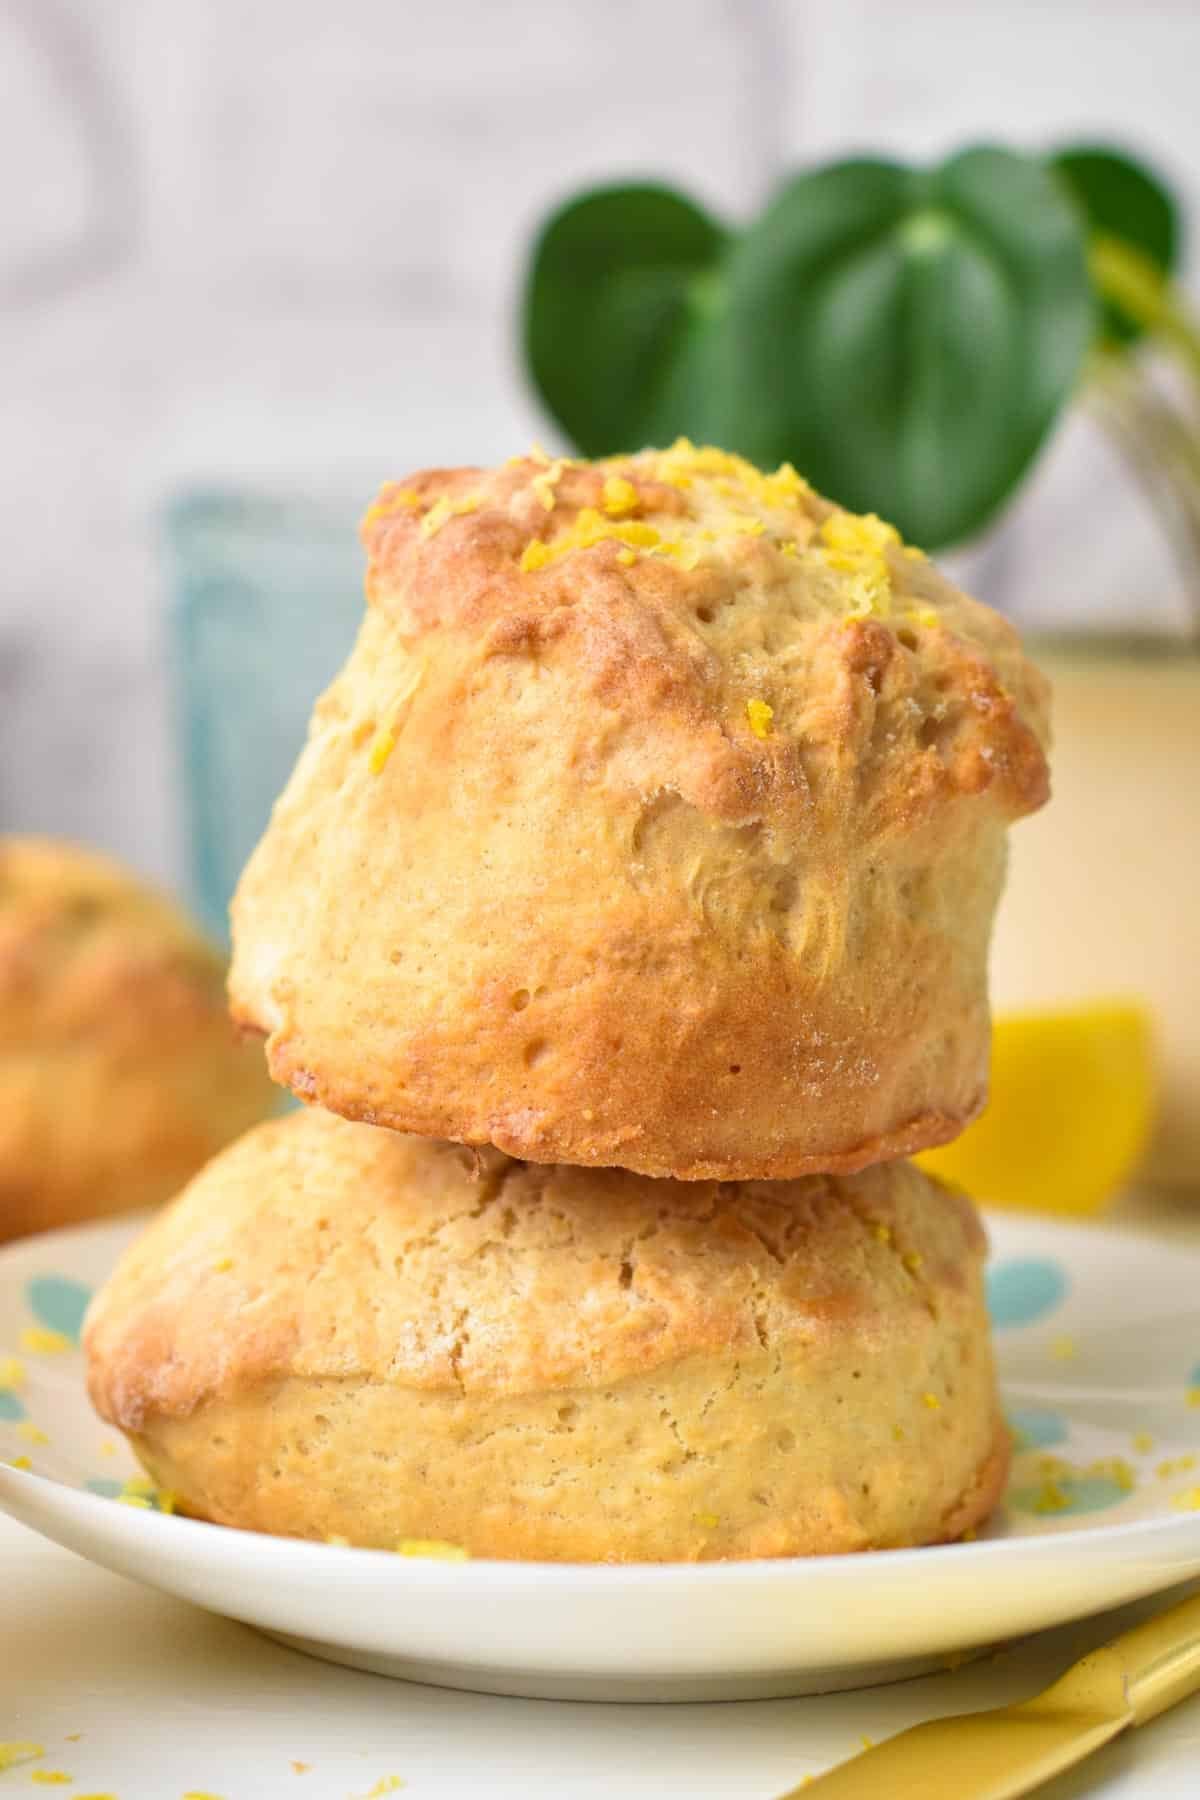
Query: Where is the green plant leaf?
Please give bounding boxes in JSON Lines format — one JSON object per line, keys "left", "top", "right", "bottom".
{"left": 722, "top": 148, "right": 1094, "bottom": 546}
{"left": 522, "top": 184, "right": 731, "bottom": 457}
{"left": 1051, "top": 145, "right": 1179, "bottom": 343}
{"left": 523, "top": 148, "right": 1094, "bottom": 549}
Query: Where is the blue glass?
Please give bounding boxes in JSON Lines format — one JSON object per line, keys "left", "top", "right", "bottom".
{"left": 166, "top": 489, "right": 364, "bottom": 941}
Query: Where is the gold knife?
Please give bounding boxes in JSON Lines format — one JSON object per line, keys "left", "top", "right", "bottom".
{"left": 780, "top": 1588, "right": 1200, "bottom": 1799}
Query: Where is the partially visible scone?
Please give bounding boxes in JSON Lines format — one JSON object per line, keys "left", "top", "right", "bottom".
{"left": 230, "top": 442, "right": 1050, "bottom": 1179}
{"left": 0, "top": 837, "right": 276, "bottom": 1241}
{"left": 85, "top": 1108, "right": 1008, "bottom": 1562}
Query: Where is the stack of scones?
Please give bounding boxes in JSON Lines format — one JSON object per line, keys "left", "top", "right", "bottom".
{"left": 85, "top": 443, "right": 1050, "bottom": 1563}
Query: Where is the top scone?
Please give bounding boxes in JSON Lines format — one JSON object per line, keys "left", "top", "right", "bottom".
{"left": 230, "top": 443, "right": 1050, "bottom": 1180}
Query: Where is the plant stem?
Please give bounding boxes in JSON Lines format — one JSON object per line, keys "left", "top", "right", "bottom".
{"left": 1090, "top": 236, "right": 1200, "bottom": 393}
{"left": 1082, "top": 238, "right": 1200, "bottom": 633}
{"left": 1084, "top": 352, "right": 1200, "bottom": 637}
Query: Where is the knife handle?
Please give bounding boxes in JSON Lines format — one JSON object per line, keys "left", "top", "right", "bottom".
{"left": 1102, "top": 1588, "right": 1200, "bottom": 1726}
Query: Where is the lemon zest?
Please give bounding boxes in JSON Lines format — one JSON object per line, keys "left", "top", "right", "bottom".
{"left": 16, "top": 1422, "right": 48, "bottom": 1444}
{"left": 520, "top": 538, "right": 553, "bottom": 572}
{"left": 7, "top": 1455, "right": 32, "bottom": 1471}
{"left": 653, "top": 443, "right": 809, "bottom": 516}
{"left": 420, "top": 493, "right": 479, "bottom": 539}
{"left": 361, "top": 487, "right": 422, "bottom": 528}
{"left": 746, "top": 698, "right": 774, "bottom": 740}
{"left": 368, "top": 728, "right": 396, "bottom": 775}
{"left": 1086, "top": 1457, "right": 1136, "bottom": 1493}
{"left": 520, "top": 508, "right": 660, "bottom": 573}
{"left": 602, "top": 475, "right": 638, "bottom": 516}
{"left": 532, "top": 460, "right": 566, "bottom": 512}
{"left": 1157, "top": 1455, "right": 1197, "bottom": 1479}
{"left": 19, "top": 1327, "right": 72, "bottom": 1356}
{"left": 0, "top": 1744, "right": 44, "bottom": 1771}
{"left": 817, "top": 511, "right": 896, "bottom": 618}
{"left": 395, "top": 1538, "right": 469, "bottom": 1561}
{"left": 922, "top": 1392, "right": 941, "bottom": 1410}
{"left": 0, "top": 1356, "right": 24, "bottom": 1390}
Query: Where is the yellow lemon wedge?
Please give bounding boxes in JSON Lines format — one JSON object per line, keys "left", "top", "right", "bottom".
{"left": 917, "top": 1002, "right": 1156, "bottom": 1217}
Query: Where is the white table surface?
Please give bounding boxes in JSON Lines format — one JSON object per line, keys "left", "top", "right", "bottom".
{"left": 5, "top": 1187, "right": 1200, "bottom": 1799}
{"left": 2, "top": 1511, "right": 1200, "bottom": 1800}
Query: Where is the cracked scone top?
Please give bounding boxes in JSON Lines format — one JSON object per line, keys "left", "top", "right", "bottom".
{"left": 84, "top": 1108, "right": 1008, "bottom": 1561}
{"left": 229, "top": 442, "right": 1051, "bottom": 1180}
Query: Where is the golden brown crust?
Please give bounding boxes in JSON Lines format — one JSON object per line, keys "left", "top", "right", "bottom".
{"left": 229, "top": 444, "right": 1050, "bottom": 1179}
{"left": 0, "top": 837, "right": 277, "bottom": 1241}
{"left": 85, "top": 1110, "right": 1007, "bottom": 1561}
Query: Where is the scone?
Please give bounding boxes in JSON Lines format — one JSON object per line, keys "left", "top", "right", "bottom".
{"left": 229, "top": 442, "right": 1050, "bottom": 1179}
{"left": 0, "top": 836, "right": 276, "bottom": 1241}
{"left": 84, "top": 1108, "right": 1009, "bottom": 1562}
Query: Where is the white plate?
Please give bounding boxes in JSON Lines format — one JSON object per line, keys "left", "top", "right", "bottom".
{"left": 3, "top": 1210, "right": 1200, "bottom": 1703}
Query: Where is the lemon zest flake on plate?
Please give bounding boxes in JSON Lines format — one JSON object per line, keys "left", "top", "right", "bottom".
{"left": 19, "top": 1327, "right": 72, "bottom": 1356}
{"left": 0, "top": 1743, "right": 44, "bottom": 1771}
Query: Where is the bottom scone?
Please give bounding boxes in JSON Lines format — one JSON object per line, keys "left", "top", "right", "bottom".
{"left": 84, "top": 1109, "right": 1008, "bottom": 1562}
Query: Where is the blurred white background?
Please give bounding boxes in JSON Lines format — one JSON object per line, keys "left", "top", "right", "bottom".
{"left": 1, "top": 0, "right": 1197, "bottom": 886}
